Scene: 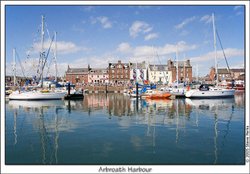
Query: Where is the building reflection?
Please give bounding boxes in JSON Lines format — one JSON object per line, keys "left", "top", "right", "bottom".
{"left": 6, "top": 92, "right": 243, "bottom": 164}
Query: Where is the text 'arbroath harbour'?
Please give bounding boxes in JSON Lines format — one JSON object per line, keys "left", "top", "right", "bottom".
{"left": 98, "top": 167, "right": 152, "bottom": 173}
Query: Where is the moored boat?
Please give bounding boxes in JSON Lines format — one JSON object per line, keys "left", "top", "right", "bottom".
{"left": 9, "top": 89, "right": 66, "bottom": 100}
{"left": 185, "top": 13, "right": 235, "bottom": 98}
{"left": 8, "top": 16, "right": 67, "bottom": 100}
{"left": 185, "top": 84, "right": 235, "bottom": 98}
{"left": 170, "top": 87, "right": 186, "bottom": 97}
{"left": 142, "top": 89, "right": 171, "bottom": 99}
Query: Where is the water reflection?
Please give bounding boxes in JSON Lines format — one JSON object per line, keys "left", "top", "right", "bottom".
{"left": 7, "top": 100, "right": 74, "bottom": 164}
{"left": 5, "top": 93, "right": 245, "bottom": 164}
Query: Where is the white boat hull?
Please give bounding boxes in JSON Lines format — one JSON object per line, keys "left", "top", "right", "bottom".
{"left": 185, "top": 88, "right": 235, "bottom": 98}
{"left": 9, "top": 90, "right": 66, "bottom": 100}
{"left": 170, "top": 88, "right": 186, "bottom": 97}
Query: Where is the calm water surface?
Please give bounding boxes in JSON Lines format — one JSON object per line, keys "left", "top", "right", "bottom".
{"left": 5, "top": 93, "right": 245, "bottom": 164}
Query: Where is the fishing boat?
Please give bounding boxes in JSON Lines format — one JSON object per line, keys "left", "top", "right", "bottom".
{"left": 142, "top": 89, "right": 171, "bottom": 99}
{"left": 9, "top": 16, "right": 66, "bottom": 100}
{"left": 185, "top": 13, "right": 235, "bottom": 98}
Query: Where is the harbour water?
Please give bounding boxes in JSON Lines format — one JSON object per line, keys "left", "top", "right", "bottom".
{"left": 5, "top": 92, "right": 245, "bottom": 165}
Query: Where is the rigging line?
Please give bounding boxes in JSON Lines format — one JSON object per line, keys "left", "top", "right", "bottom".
{"left": 39, "top": 35, "right": 55, "bottom": 80}
{"left": 45, "top": 22, "right": 51, "bottom": 40}
{"left": 26, "top": 25, "right": 41, "bottom": 59}
{"left": 216, "top": 29, "right": 232, "bottom": 79}
{"left": 15, "top": 50, "right": 26, "bottom": 78}
{"left": 45, "top": 54, "right": 54, "bottom": 77}
{"left": 156, "top": 51, "right": 168, "bottom": 82}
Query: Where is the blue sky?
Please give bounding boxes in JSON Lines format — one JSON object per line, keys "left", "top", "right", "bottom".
{"left": 5, "top": 5, "right": 245, "bottom": 77}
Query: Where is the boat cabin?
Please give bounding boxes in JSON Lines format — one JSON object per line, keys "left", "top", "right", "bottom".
{"left": 199, "top": 84, "right": 210, "bottom": 91}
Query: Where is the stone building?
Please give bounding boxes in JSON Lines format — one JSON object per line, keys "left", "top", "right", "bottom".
{"left": 88, "top": 68, "right": 109, "bottom": 84}
{"left": 108, "top": 60, "right": 130, "bottom": 84}
{"left": 148, "top": 64, "right": 171, "bottom": 84}
{"left": 230, "top": 68, "right": 245, "bottom": 80}
{"left": 209, "top": 67, "right": 245, "bottom": 82}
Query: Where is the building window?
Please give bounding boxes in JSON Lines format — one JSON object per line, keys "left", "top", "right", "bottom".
{"left": 112, "top": 70, "right": 115, "bottom": 73}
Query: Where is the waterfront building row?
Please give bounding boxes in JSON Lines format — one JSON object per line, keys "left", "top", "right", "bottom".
{"left": 65, "top": 59, "right": 193, "bottom": 85}
{"left": 209, "top": 67, "right": 245, "bottom": 82}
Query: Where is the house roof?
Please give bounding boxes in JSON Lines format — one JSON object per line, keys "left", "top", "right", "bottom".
{"left": 172, "top": 61, "right": 191, "bottom": 67}
{"left": 130, "top": 62, "right": 146, "bottom": 69}
{"left": 218, "top": 68, "right": 231, "bottom": 74}
{"left": 149, "top": 64, "right": 168, "bottom": 71}
{"left": 230, "top": 68, "right": 245, "bottom": 73}
{"left": 109, "top": 62, "right": 130, "bottom": 69}
{"left": 89, "top": 68, "right": 108, "bottom": 75}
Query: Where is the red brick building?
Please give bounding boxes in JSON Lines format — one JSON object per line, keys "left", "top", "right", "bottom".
{"left": 167, "top": 59, "right": 192, "bottom": 83}
{"left": 65, "top": 65, "right": 89, "bottom": 84}
{"left": 108, "top": 60, "right": 130, "bottom": 84}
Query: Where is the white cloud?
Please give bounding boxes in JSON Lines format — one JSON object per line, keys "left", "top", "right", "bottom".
{"left": 31, "top": 40, "right": 86, "bottom": 55}
{"left": 175, "top": 16, "right": 196, "bottom": 29}
{"left": 66, "top": 55, "right": 116, "bottom": 70}
{"left": 233, "top": 6, "right": 243, "bottom": 16}
{"left": 230, "top": 62, "right": 244, "bottom": 69}
{"left": 133, "top": 46, "right": 155, "bottom": 57}
{"left": 200, "top": 14, "right": 212, "bottom": 24}
{"left": 116, "top": 41, "right": 197, "bottom": 58}
{"left": 190, "top": 48, "right": 244, "bottom": 63}
{"left": 116, "top": 42, "right": 132, "bottom": 53}
{"left": 144, "top": 33, "right": 159, "bottom": 41}
{"left": 129, "top": 21, "right": 153, "bottom": 38}
{"left": 98, "top": 16, "right": 112, "bottom": 29}
{"left": 91, "top": 16, "right": 112, "bottom": 29}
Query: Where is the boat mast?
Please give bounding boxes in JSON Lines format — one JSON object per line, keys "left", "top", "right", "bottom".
{"left": 184, "top": 53, "right": 186, "bottom": 82}
{"left": 196, "top": 64, "right": 199, "bottom": 83}
{"left": 13, "top": 48, "right": 16, "bottom": 87}
{"left": 54, "top": 31, "right": 58, "bottom": 82}
{"left": 41, "top": 15, "right": 45, "bottom": 88}
{"left": 176, "top": 45, "right": 179, "bottom": 85}
{"left": 212, "top": 13, "right": 218, "bottom": 86}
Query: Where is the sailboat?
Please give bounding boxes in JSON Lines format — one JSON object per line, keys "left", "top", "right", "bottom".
{"left": 185, "top": 13, "right": 235, "bottom": 98}
{"left": 9, "top": 16, "right": 66, "bottom": 100}
{"left": 171, "top": 45, "right": 186, "bottom": 97}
